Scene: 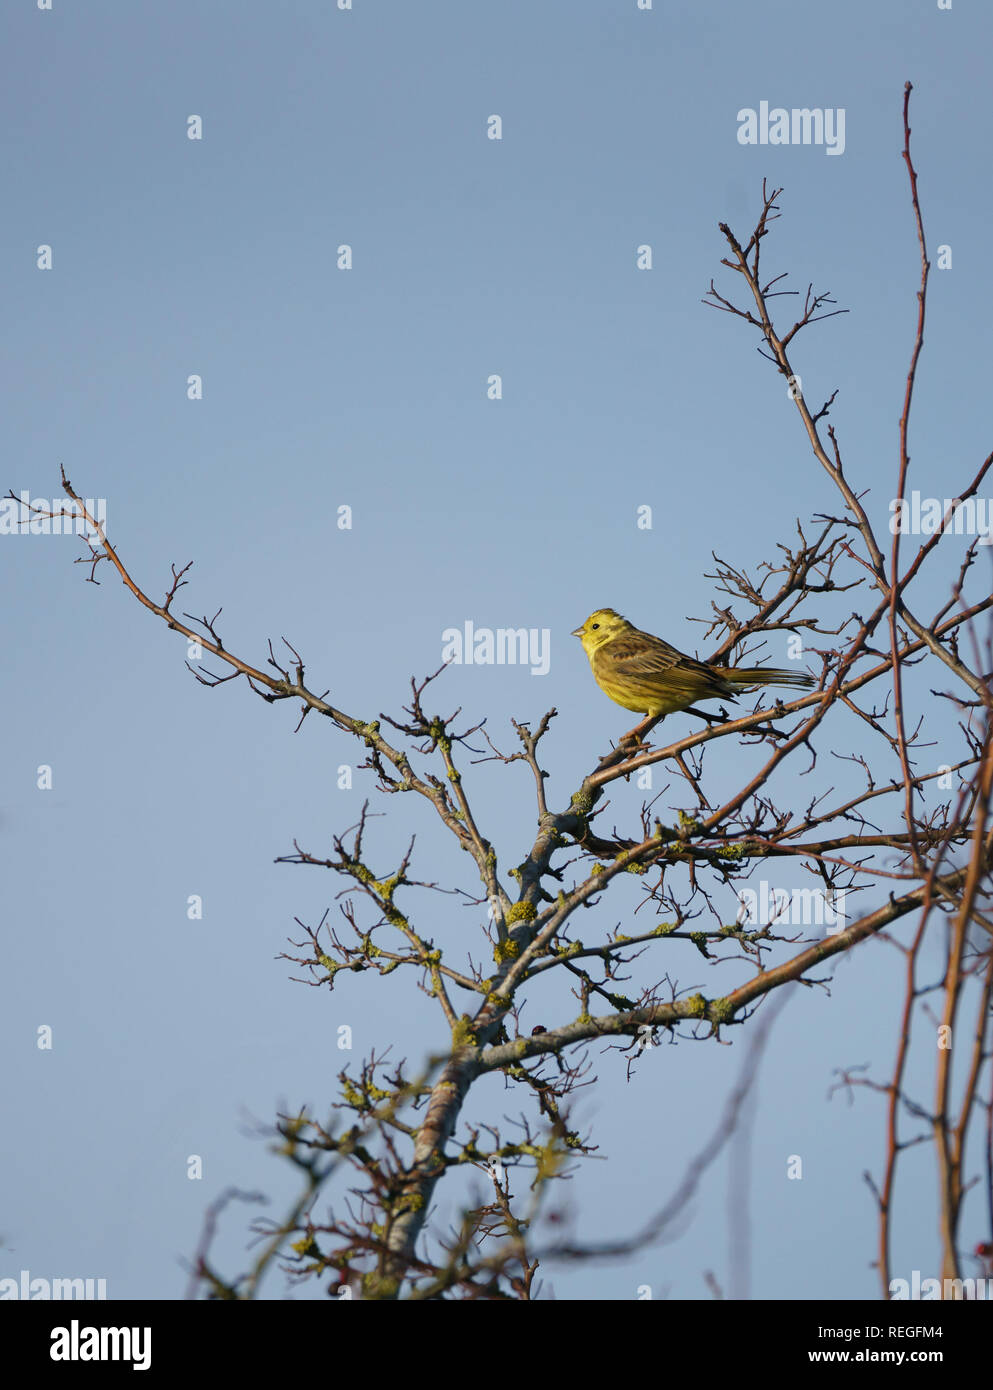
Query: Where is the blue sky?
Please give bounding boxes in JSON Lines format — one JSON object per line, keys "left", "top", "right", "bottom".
{"left": 2, "top": 0, "right": 992, "bottom": 1300}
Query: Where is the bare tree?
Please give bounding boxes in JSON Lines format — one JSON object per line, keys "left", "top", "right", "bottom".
{"left": 12, "top": 84, "right": 992, "bottom": 1300}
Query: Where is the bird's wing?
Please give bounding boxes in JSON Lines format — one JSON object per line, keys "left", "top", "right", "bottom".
{"left": 598, "top": 631, "right": 736, "bottom": 697}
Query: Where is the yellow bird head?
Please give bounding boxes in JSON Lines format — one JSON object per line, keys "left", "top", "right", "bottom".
{"left": 571, "top": 608, "right": 632, "bottom": 656}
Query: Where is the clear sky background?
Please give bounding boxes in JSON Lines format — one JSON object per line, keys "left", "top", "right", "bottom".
{"left": 2, "top": 0, "right": 992, "bottom": 1301}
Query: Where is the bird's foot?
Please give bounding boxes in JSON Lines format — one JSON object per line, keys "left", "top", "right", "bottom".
{"left": 620, "top": 715, "right": 661, "bottom": 748}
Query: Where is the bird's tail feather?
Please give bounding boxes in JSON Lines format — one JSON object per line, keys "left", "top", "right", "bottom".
{"left": 727, "top": 667, "right": 815, "bottom": 691}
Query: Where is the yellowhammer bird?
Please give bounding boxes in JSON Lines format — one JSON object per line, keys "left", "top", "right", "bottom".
{"left": 572, "top": 608, "right": 814, "bottom": 725}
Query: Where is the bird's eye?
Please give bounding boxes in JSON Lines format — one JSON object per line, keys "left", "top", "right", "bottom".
{"left": 591, "top": 623, "right": 599, "bottom": 630}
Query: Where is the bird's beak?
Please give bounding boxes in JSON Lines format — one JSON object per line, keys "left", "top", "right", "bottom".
{"left": 571, "top": 625, "right": 584, "bottom": 638}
